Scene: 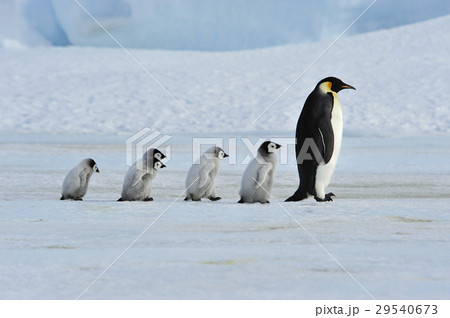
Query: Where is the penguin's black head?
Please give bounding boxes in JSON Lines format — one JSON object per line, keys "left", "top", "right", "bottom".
{"left": 153, "top": 159, "right": 166, "bottom": 171}
{"left": 86, "top": 158, "right": 100, "bottom": 173}
{"left": 152, "top": 148, "right": 166, "bottom": 160}
{"left": 317, "top": 77, "right": 355, "bottom": 93}
{"left": 144, "top": 148, "right": 166, "bottom": 161}
{"left": 215, "top": 146, "right": 229, "bottom": 159}
{"left": 259, "top": 141, "right": 282, "bottom": 155}
{"left": 143, "top": 148, "right": 166, "bottom": 167}
{"left": 205, "top": 146, "right": 228, "bottom": 160}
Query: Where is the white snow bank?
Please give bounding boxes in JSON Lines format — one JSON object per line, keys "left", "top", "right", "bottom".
{"left": 1, "top": 15, "right": 450, "bottom": 136}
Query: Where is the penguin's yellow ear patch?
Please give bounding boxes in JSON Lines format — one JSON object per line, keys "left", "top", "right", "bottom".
{"left": 319, "top": 81, "right": 333, "bottom": 92}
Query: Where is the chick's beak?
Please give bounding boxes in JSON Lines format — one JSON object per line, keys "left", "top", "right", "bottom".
{"left": 223, "top": 153, "right": 229, "bottom": 158}
{"left": 275, "top": 143, "right": 282, "bottom": 149}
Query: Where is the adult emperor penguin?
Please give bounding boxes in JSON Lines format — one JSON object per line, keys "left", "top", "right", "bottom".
{"left": 238, "top": 141, "right": 281, "bottom": 204}
{"left": 61, "top": 158, "right": 99, "bottom": 200}
{"left": 185, "top": 146, "right": 228, "bottom": 201}
{"left": 118, "top": 148, "right": 166, "bottom": 201}
{"left": 286, "top": 77, "right": 355, "bottom": 202}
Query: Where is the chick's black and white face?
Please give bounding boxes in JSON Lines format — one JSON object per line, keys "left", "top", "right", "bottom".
{"left": 154, "top": 152, "right": 163, "bottom": 160}
{"left": 153, "top": 161, "right": 166, "bottom": 171}
{"left": 92, "top": 164, "right": 99, "bottom": 172}
{"left": 213, "top": 147, "right": 228, "bottom": 160}
{"left": 267, "top": 142, "right": 277, "bottom": 153}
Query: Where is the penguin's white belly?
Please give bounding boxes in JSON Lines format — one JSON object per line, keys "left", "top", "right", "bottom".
{"left": 121, "top": 167, "right": 154, "bottom": 200}
{"left": 62, "top": 168, "right": 89, "bottom": 198}
{"left": 239, "top": 160, "right": 274, "bottom": 203}
{"left": 315, "top": 95, "right": 343, "bottom": 199}
{"left": 185, "top": 159, "right": 219, "bottom": 199}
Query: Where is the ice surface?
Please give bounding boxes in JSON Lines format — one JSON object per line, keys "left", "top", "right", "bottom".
{"left": 0, "top": 134, "right": 449, "bottom": 299}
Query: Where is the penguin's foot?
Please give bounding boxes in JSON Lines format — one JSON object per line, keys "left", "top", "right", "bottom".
{"left": 237, "top": 198, "right": 245, "bottom": 204}
{"left": 185, "top": 196, "right": 200, "bottom": 201}
{"left": 260, "top": 200, "right": 270, "bottom": 204}
{"left": 60, "top": 196, "right": 65, "bottom": 200}
{"left": 73, "top": 198, "right": 83, "bottom": 201}
{"left": 208, "top": 196, "right": 221, "bottom": 201}
{"left": 117, "top": 197, "right": 124, "bottom": 202}
{"left": 144, "top": 197, "right": 154, "bottom": 201}
{"left": 314, "top": 193, "right": 335, "bottom": 202}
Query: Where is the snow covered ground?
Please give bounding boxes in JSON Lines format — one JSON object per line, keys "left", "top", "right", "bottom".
{"left": 0, "top": 133, "right": 449, "bottom": 299}
{"left": 1, "top": 15, "right": 450, "bottom": 299}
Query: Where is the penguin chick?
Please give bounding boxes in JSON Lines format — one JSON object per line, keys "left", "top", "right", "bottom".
{"left": 61, "top": 158, "right": 99, "bottom": 200}
{"left": 185, "top": 146, "right": 228, "bottom": 201}
{"left": 238, "top": 141, "right": 281, "bottom": 204}
{"left": 118, "top": 148, "right": 166, "bottom": 201}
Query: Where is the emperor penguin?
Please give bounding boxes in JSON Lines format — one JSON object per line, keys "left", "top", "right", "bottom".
{"left": 61, "top": 158, "right": 99, "bottom": 200}
{"left": 285, "top": 77, "right": 355, "bottom": 202}
{"left": 184, "top": 146, "right": 228, "bottom": 201}
{"left": 118, "top": 148, "right": 166, "bottom": 201}
{"left": 238, "top": 141, "right": 281, "bottom": 204}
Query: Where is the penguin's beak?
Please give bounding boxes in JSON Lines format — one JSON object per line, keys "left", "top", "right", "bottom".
{"left": 161, "top": 163, "right": 167, "bottom": 169}
{"left": 95, "top": 167, "right": 100, "bottom": 173}
{"left": 275, "top": 143, "right": 282, "bottom": 149}
{"left": 341, "top": 83, "right": 356, "bottom": 90}
{"left": 223, "top": 153, "right": 229, "bottom": 158}
{"left": 160, "top": 153, "right": 167, "bottom": 159}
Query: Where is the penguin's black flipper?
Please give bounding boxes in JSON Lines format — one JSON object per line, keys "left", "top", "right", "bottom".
{"left": 317, "top": 109, "right": 334, "bottom": 164}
